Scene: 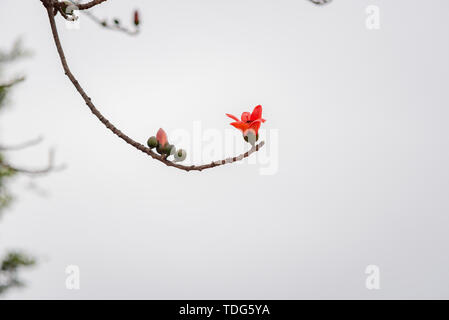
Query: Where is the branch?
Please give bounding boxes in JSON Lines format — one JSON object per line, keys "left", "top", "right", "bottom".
{"left": 0, "top": 77, "right": 26, "bottom": 89}
{"left": 74, "top": 0, "right": 107, "bottom": 10}
{"left": 0, "top": 39, "right": 32, "bottom": 63}
{"left": 43, "top": 4, "right": 265, "bottom": 172}
{"left": 0, "top": 136, "right": 43, "bottom": 151}
{"left": 0, "top": 149, "right": 64, "bottom": 176}
{"left": 0, "top": 251, "right": 36, "bottom": 296}
{"left": 63, "top": 0, "right": 140, "bottom": 35}
{"left": 82, "top": 9, "right": 139, "bottom": 36}
{"left": 309, "top": 0, "right": 332, "bottom": 5}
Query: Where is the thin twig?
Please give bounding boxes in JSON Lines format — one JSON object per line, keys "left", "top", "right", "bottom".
{"left": 43, "top": 3, "right": 265, "bottom": 172}
{"left": 0, "top": 77, "right": 26, "bottom": 89}
{"left": 1, "top": 163, "right": 56, "bottom": 175}
{"left": 309, "top": 0, "right": 332, "bottom": 5}
{"left": 82, "top": 10, "right": 139, "bottom": 36}
{"left": 74, "top": 0, "right": 107, "bottom": 10}
{"left": 0, "top": 149, "right": 65, "bottom": 175}
{"left": 0, "top": 136, "right": 44, "bottom": 151}
{"left": 65, "top": 0, "right": 139, "bottom": 35}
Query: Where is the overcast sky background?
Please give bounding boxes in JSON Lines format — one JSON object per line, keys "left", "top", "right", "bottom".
{"left": 1, "top": 0, "right": 449, "bottom": 299}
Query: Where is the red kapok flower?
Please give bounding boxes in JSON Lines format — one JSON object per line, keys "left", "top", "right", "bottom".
{"left": 226, "top": 105, "right": 266, "bottom": 136}
{"left": 134, "top": 10, "right": 140, "bottom": 26}
{"left": 156, "top": 128, "right": 168, "bottom": 146}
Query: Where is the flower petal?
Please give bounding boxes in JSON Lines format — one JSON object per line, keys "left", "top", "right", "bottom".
{"left": 156, "top": 128, "right": 168, "bottom": 146}
{"left": 226, "top": 113, "right": 240, "bottom": 122}
{"left": 250, "top": 105, "right": 263, "bottom": 121}
{"left": 249, "top": 119, "right": 262, "bottom": 134}
{"left": 241, "top": 112, "right": 251, "bottom": 122}
{"left": 230, "top": 121, "right": 249, "bottom": 133}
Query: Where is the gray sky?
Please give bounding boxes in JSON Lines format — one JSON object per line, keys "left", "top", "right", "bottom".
{"left": 1, "top": 0, "right": 449, "bottom": 299}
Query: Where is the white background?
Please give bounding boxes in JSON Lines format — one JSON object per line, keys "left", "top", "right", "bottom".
{"left": 1, "top": 0, "right": 448, "bottom": 299}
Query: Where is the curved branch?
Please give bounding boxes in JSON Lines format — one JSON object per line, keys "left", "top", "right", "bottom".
{"left": 44, "top": 5, "right": 264, "bottom": 172}
{"left": 0, "top": 149, "right": 64, "bottom": 176}
{"left": 82, "top": 10, "right": 139, "bottom": 36}
{"left": 64, "top": 0, "right": 139, "bottom": 35}
{"left": 74, "top": 0, "right": 107, "bottom": 10}
{"left": 0, "top": 136, "right": 43, "bottom": 151}
{"left": 309, "top": 0, "right": 332, "bottom": 5}
{"left": 1, "top": 163, "right": 55, "bottom": 176}
{"left": 0, "top": 77, "right": 25, "bottom": 89}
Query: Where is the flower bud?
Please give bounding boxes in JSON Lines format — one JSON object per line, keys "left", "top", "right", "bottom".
{"left": 62, "top": 1, "right": 76, "bottom": 15}
{"left": 157, "top": 143, "right": 173, "bottom": 155}
{"left": 174, "top": 149, "right": 187, "bottom": 162}
{"left": 156, "top": 128, "right": 168, "bottom": 146}
{"left": 134, "top": 10, "right": 140, "bottom": 26}
{"left": 156, "top": 144, "right": 164, "bottom": 155}
{"left": 147, "top": 136, "right": 158, "bottom": 149}
{"left": 163, "top": 144, "right": 175, "bottom": 155}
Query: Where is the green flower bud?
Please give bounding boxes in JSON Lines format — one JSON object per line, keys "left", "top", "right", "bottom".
{"left": 156, "top": 144, "right": 165, "bottom": 154}
{"left": 164, "top": 144, "right": 175, "bottom": 155}
{"left": 62, "top": 1, "right": 75, "bottom": 15}
{"left": 147, "top": 136, "right": 158, "bottom": 149}
{"left": 157, "top": 143, "right": 174, "bottom": 155}
{"left": 174, "top": 149, "right": 187, "bottom": 162}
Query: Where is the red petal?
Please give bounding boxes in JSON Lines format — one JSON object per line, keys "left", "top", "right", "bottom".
{"left": 226, "top": 113, "right": 240, "bottom": 122}
{"left": 156, "top": 128, "right": 168, "bottom": 146}
{"left": 230, "top": 121, "right": 249, "bottom": 133}
{"left": 249, "top": 120, "right": 261, "bottom": 134}
{"left": 241, "top": 112, "right": 251, "bottom": 122}
{"left": 250, "top": 105, "right": 263, "bottom": 121}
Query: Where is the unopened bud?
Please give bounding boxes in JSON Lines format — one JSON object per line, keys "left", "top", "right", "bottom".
{"left": 62, "top": 1, "right": 76, "bottom": 15}
{"left": 174, "top": 149, "right": 187, "bottom": 162}
{"left": 147, "top": 136, "right": 158, "bottom": 149}
{"left": 158, "top": 143, "right": 173, "bottom": 155}
{"left": 164, "top": 144, "right": 175, "bottom": 155}
{"left": 134, "top": 10, "right": 140, "bottom": 26}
